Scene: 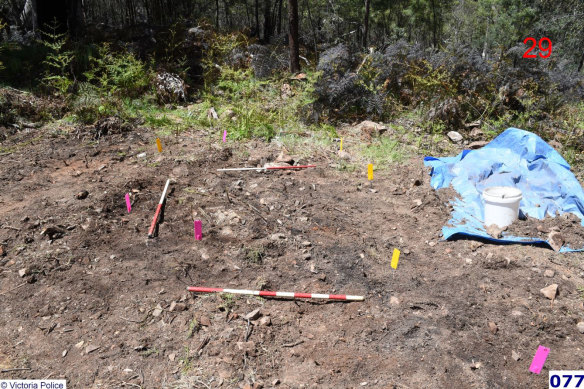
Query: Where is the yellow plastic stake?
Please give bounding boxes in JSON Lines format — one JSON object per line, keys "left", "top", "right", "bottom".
{"left": 391, "top": 248, "right": 400, "bottom": 269}
{"left": 156, "top": 138, "right": 162, "bottom": 153}
{"left": 340, "top": 138, "right": 343, "bottom": 152}
{"left": 367, "top": 163, "right": 373, "bottom": 181}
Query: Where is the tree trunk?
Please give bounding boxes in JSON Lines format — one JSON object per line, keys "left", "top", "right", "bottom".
{"left": 363, "top": 0, "right": 370, "bottom": 48}
{"left": 254, "top": 0, "right": 260, "bottom": 37}
{"left": 215, "top": 0, "right": 220, "bottom": 29}
{"left": 263, "top": 0, "right": 272, "bottom": 43}
{"left": 303, "top": 0, "right": 317, "bottom": 56}
{"left": 224, "top": 0, "right": 230, "bottom": 28}
{"left": 288, "top": 0, "right": 300, "bottom": 73}
{"left": 277, "top": 0, "right": 282, "bottom": 34}
{"left": 430, "top": 0, "right": 438, "bottom": 47}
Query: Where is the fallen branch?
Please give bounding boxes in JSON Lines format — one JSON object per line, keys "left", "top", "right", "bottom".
{"left": 1, "top": 368, "right": 32, "bottom": 373}
{"left": 282, "top": 340, "right": 304, "bottom": 348}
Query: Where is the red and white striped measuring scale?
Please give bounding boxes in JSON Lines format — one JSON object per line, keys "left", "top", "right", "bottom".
{"left": 188, "top": 286, "right": 364, "bottom": 301}
{"left": 147, "top": 179, "right": 171, "bottom": 238}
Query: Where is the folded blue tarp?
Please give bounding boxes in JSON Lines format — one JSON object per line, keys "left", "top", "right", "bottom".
{"left": 423, "top": 128, "right": 584, "bottom": 252}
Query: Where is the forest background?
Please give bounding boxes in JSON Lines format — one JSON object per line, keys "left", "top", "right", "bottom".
{"left": 0, "top": 0, "right": 583, "bottom": 168}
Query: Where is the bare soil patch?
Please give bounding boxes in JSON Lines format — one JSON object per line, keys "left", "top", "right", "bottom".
{"left": 1, "top": 126, "right": 584, "bottom": 388}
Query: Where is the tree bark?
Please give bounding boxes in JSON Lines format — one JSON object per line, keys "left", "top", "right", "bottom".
{"left": 288, "top": 0, "right": 300, "bottom": 73}
{"left": 430, "top": 0, "right": 438, "bottom": 47}
{"left": 578, "top": 50, "right": 584, "bottom": 72}
{"left": 363, "top": 0, "right": 370, "bottom": 48}
{"left": 263, "top": 0, "right": 272, "bottom": 43}
{"left": 277, "top": 0, "right": 282, "bottom": 34}
{"left": 215, "top": 0, "right": 220, "bottom": 29}
{"left": 255, "top": 0, "right": 260, "bottom": 37}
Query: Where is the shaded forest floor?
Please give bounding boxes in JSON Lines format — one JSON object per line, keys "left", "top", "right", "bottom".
{"left": 1, "top": 123, "right": 584, "bottom": 388}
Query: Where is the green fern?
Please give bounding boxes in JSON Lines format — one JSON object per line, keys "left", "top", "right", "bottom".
{"left": 39, "top": 18, "right": 74, "bottom": 95}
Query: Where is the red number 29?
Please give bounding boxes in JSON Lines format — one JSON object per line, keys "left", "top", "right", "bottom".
{"left": 523, "top": 37, "right": 552, "bottom": 58}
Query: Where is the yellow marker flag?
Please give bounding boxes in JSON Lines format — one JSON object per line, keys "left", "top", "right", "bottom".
{"left": 340, "top": 138, "right": 343, "bottom": 152}
{"left": 391, "top": 248, "right": 400, "bottom": 269}
{"left": 156, "top": 138, "right": 162, "bottom": 152}
{"left": 367, "top": 163, "right": 373, "bottom": 180}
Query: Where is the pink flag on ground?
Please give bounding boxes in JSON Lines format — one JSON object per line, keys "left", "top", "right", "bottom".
{"left": 529, "top": 345, "right": 550, "bottom": 374}
{"left": 194, "top": 220, "right": 202, "bottom": 240}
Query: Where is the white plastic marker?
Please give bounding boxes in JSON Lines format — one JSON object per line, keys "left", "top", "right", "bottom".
{"left": 188, "top": 286, "right": 364, "bottom": 301}
{"left": 148, "top": 179, "right": 170, "bottom": 238}
{"left": 391, "top": 248, "right": 400, "bottom": 269}
{"left": 217, "top": 165, "right": 316, "bottom": 172}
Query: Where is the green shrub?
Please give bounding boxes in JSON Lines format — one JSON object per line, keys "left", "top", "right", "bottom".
{"left": 84, "top": 43, "right": 153, "bottom": 98}
{"left": 39, "top": 18, "right": 75, "bottom": 95}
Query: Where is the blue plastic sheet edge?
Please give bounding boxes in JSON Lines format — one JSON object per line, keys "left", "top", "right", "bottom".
{"left": 423, "top": 128, "right": 584, "bottom": 253}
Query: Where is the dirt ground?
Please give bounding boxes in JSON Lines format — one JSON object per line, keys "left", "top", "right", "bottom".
{"left": 1, "top": 124, "right": 584, "bottom": 389}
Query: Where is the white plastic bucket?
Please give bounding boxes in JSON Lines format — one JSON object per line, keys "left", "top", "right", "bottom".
{"left": 483, "top": 186, "right": 523, "bottom": 228}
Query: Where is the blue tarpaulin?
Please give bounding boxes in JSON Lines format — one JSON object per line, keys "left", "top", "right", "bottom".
{"left": 423, "top": 128, "right": 584, "bottom": 252}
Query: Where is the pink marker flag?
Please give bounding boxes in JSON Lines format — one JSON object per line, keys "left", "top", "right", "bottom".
{"left": 194, "top": 220, "right": 202, "bottom": 240}
{"left": 125, "top": 193, "right": 131, "bottom": 213}
{"left": 529, "top": 345, "right": 550, "bottom": 374}
{"left": 223, "top": 130, "right": 227, "bottom": 142}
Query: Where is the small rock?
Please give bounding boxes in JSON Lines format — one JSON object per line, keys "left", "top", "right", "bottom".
{"left": 511, "top": 310, "right": 523, "bottom": 316}
{"left": 62, "top": 350, "right": 67, "bottom": 357}
{"left": 512, "top": 350, "right": 521, "bottom": 361}
{"left": 302, "top": 253, "right": 312, "bottom": 260}
{"left": 169, "top": 301, "right": 186, "bottom": 312}
{"left": 207, "top": 107, "right": 218, "bottom": 120}
{"left": 486, "top": 224, "right": 506, "bottom": 239}
{"left": 275, "top": 150, "right": 294, "bottom": 164}
{"left": 413, "top": 199, "right": 422, "bottom": 207}
{"left": 577, "top": 322, "right": 584, "bottom": 334}
{"left": 76, "top": 190, "right": 89, "bottom": 200}
{"left": 540, "top": 284, "right": 558, "bottom": 300}
{"left": 272, "top": 379, "right": 280, "bottom": 386}
{"left": 447, "top": 131, "right": 463, "bottom": 142}
{"left": 360, "top": 383, "right": 368, "bottom": 386}
{"left": 548, "top": 230, "right": 564, "bottom": 251}
{"left": 137, "top": 152, "right": 147, "bottom": 158}
{"left": 0, "top": 245, "right": 6, "bottom": 257}
{"left": 536, "top": 225, "right": 549, "bottom": 233}
{"left": 301, "top": 241, "right": 312, "bottom": 247}
{"left": 259, "top": 316, "right": 271, "bottom": 326}
{"left": 465, "top": 258, "right": 473, "bottom": 265}
{"left": 338, "top": 150, "right": 351, "bottom": 160}
{"left": 85, "top": 344, "right": 100, "bottom": 354}
{"left": 318, "top": 273, "right": 326, "bottom": 281}
{"left": 245, "top": 308, "right": 261, "bottom": 321}
{"left": 199, "top": 316, "right": 211, "bottom": 326}
{"left": 402, "top": 248, "right": 410, "bottom": 255}
{"left": 488, "top": 322, "right": 498, "bottom": 334}
{"left": 18, "top": 268, "right": 29, "bottom": 277}
{"left": 544, "top": 269, "right": 555, "bottom": 278}
{"left": 74, "top": 340, "right": 84, "bottom": 349}
{"left": 428, "top": 241, "right": 436, "bottom": 247}
{"left": 270, "top": 233, "right": 287, "bottom": 241}
{"left": 152, "top": 304, "right": 163, "bottom": 317}
{"left": 236, "top": 341, "right": 255, "bottom": 353}
{"left": 468, "top": 141, "right": 488, "bottom": 149}
{"left": 169, "top": 353, "right": 176, "bottom": 361}
{"left": 390, "top": 296, "right": 400, "bottom": 306}
{"left": 470, "top": 241, "right": 483, "bottom": 251}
